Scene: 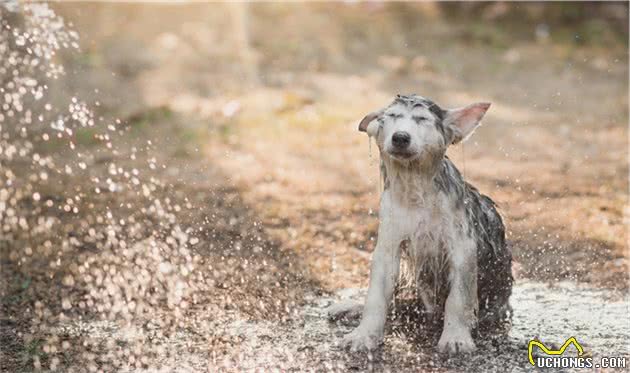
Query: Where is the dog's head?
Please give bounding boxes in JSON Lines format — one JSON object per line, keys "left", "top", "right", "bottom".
{"left": 359, "top": 94, "right": 490, "bottom": 165}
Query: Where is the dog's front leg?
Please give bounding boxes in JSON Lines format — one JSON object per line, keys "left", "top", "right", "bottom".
{"left": 342, "top": 218, "right": 401, "bottom": 352}
{"left": 438, "top": 238, "right": 478, "bottom": 354}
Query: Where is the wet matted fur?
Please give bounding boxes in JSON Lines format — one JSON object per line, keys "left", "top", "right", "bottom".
{"left": 395, "top": 154, "right": 513, "bottom": 329}
{"left": 327, "top": 94, "right": 513, "bottom": 354}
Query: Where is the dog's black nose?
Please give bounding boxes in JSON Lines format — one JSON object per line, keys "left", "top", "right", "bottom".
{"left": 392, "top": 131, "right": 411, "bottom": 148}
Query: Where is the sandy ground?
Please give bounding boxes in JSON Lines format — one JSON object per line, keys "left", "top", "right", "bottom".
{"left": 1, "top": 3, "right": 628, "bottom": 372}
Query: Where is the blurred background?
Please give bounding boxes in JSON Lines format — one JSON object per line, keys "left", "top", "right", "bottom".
{"left": 51, "top": 1, "right": 628, "bottom": 287}
{"left": 1, "top": 2, "right": 628, "bottom": 371}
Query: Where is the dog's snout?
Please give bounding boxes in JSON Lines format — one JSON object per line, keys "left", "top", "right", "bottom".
{"left": 392, "top": 131, "right": 411, "bottom": 148}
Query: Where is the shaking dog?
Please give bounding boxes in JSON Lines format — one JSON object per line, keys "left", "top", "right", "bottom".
{"left": 328, "top": 94, "right": 513, "bottom": 354}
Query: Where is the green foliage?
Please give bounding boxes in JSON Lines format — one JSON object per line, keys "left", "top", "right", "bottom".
{"left": 0, "top": 274, "right": 31, "bottom": 305}
{"left": 18, "top": 338, "right": 47, "bottom": 369}
{"left": 127, "top": 106, "right": 173, "bottom": 129}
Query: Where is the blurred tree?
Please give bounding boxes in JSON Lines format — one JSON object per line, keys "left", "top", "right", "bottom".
{"left": 229, "top": 2, "right": 259, "bottom": 86}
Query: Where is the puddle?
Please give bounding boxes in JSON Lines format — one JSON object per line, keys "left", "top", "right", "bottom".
{"left": 61, "top": 280, "right": 629, "bottom": 371}
{"left": 511, "top": 281, "right": 630, "bottom": 358}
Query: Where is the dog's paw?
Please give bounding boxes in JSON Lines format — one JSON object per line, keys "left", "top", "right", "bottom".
{"left": 326, "top": 300, "right": 362, "bottom": 323}
{"left": 341, "top": 327, "right": 382, "bottom": 352}
{"left": 437, "top": 326, "right": 476, "bottom": 354}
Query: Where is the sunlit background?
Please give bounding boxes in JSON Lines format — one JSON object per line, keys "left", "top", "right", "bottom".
{"left": 1, "top": 2, "right": 628, "bottom": 371}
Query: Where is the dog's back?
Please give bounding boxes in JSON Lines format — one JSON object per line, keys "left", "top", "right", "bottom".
{"left": 463, "top": 177, "right": 513, "bottom": 331}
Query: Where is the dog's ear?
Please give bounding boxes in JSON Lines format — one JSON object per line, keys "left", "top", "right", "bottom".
{"left": 358, "top": 112, "right": 379, "bottom": 134}
{"left": 444, "top": 102, "right": 490, "bottom": 144}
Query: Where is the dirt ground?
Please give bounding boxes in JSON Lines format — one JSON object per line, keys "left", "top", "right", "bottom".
{"left": 1, "top": 3, "right": 628, "bottom": 372}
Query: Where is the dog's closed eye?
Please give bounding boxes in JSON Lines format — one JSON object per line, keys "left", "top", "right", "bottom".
{"left": 412, "top": 116, "right": 429, "bottom": 124}
{"left": 386, "top": 113, "right": 404, "bottom": 119}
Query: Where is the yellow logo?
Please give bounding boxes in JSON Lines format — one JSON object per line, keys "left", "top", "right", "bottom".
{"left": 528, "top": 337, "right": 584, "bottom": 366}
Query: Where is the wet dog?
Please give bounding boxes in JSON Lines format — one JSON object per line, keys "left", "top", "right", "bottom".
{"left": 327, "top": 94, "right": 512, "bottom": 354}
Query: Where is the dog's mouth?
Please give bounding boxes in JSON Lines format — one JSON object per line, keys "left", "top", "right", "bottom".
{"left": 387, "top": 150, "right": 419, "bottom": 161}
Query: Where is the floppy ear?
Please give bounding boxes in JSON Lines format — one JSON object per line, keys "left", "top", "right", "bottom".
{"left": 444, "top": 102, "right": 491, "bottom": 144}
{"left": 358, "top": 112, "right": 379, "bottom": 134}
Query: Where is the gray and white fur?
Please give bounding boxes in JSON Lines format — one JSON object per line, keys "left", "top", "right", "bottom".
{"left": 327, "top": 94, "right": 512, "bottom": 354}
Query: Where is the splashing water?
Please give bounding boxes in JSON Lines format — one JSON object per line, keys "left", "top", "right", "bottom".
{"left": 1, "top": 3, "right": 199, "bottom": 370}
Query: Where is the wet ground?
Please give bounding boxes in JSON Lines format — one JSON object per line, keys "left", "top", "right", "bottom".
{"left": 52, "top": 281, "right": 629, "bottom": 372}
{"left": 1, "top": 2, "right": 629, "bottom": 372}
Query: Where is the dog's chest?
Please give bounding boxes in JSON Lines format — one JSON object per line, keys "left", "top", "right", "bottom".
{"left": 407, "top": 196, "right": 457, "bottom": 259}
{"left": 402, "top": 201, "right": 460, "bottom": 309}
{"left": 405, "top": 210, "right": 437, "bottom": 256}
